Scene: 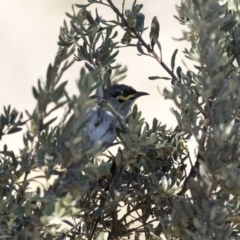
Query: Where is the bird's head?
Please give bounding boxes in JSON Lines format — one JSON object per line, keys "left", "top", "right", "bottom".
{"left": 108, "top": 84, "right": 149, "bottom": 117}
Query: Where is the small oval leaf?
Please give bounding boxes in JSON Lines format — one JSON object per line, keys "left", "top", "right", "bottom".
{"left": 171, "top": 49, "right": 178, "bottom": 71}
{"left": 7, "top": 127, "right": 22, "bottom": 134}
{"left": 150, "top": 16, "right": 160, "bottom": 49}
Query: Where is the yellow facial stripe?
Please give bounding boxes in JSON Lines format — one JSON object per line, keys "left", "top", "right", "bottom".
{"left": 117, "top": 94, "right": 134, "bottom": 101}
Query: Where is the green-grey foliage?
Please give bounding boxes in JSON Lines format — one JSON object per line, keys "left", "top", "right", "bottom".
{"left": 1, "top": 0, "right": 240, "bottom": 239}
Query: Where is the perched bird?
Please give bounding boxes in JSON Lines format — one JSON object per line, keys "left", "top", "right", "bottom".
{"left": 57, "top": 84, "right": 149, "bottom": 161}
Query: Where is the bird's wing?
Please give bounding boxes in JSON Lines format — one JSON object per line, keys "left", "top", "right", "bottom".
{"left": 58, "top": 104, "right": 117, "bottom": 148}
{"left": 81, "top": 105, "right": 117, "bottom": 147}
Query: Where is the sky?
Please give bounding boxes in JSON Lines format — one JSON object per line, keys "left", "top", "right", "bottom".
{"left": 0, "top": 0, "right": 192, "bottom": 152}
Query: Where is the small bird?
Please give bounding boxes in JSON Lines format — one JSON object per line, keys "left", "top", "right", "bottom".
{"left": 57, "top": 84, "right": 149, "bottom": 160}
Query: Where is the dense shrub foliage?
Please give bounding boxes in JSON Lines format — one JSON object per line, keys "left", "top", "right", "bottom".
{"left": 1, "top": 0, "right": 240, "bottom": 239}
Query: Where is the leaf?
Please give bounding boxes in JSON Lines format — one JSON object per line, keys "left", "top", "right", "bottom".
{"left": 1, "top": 114, "right": 8, "bottom": 127}
{"left": 132, "top": 0, "right": 137, "bottom": 10}
{"left": 121, "top": 30, "right": 132, "bottom": 44}
{"left": 150, "top": 16, "right": 160, "bottom": 49}
{"left": 71, "top": 22, "right": 89, "bottom": 45}
{"left": 62, "top": 219, "right": 76, "bottom": 228}
{"left": 148, "top": 76, "right": 161, "bottom": 80}
{"left": 89, "top": 26, "right": 98, "bottom": 43}
{"left": 115, "top": 151, "right": 122, "bottom": 167}
{"left": 111, "top": 31, "right": 118, "bottom": 39}
{"left": 10, "top": 110, "right": 19, "bottom": 124}
{"left": 86, "top": 10, "right": 95, "bottom": 25}
{"left": 32, "top": 86, "right": 39, "bottom": 100}
{"left": 96, "top": 232, "right": 104, "bottom": 240}
{"left": 145, "top": 133, "right": 157, "bottom": 145}
{"left": 46, "top": 64, "right": 53, "bottom": 90}
{"left": 46, "top": 100, "right": 68, "bottom": 116}
{"left": 38, "top": 78, "right": 45, "bottom": 92}
{"left": 161, "top": 175, "right": 168, "bottom": 191}
{"left": 75, "top": 3, "right": 91, "bottom": 8}
{"left": 98, "top": 102, "right": 114, "bottom": 114}
{"left": 119, "top": 99, "right": 132, "bottom": 112}
{"left": 58, "top": 35, "right": 72, "bottom": 47}
{"left": 42, "top": 117, "right": 57, "bottom": 129}
{"left": 220, "top": 20, "right": 237, "bottom": 32}
{"left": 155, "top": 37, "right": 162, "bottom": 60}
{"left": 176, "top": 66, "right": 182, "bottom": 80}
{"left": 85, "top": 62, "right": 95, "bottom": 71}
{"left": 0, "top": 235, "right": 12, "bottom": 239}
{"left": 65, "top": 12, "right": 73, "bottom": 20}
{"left": 199, "top": 160, "right": 211, "bottom": 185}
{"left": 142, "top": 203, "right": 151, "bottom": 222}
{"left": 62, "top": 60, "right": 75, "bottom": 72}
{"left": 52, "top": 81, "right": 68, "bottom": 101}
{"left": 150, "top": 34, "right": 162, "bottom": 60}
{"left": 92, "top": 208, "right": 103, "bottom": 219}
{"left": 80, "top": 45, "right": 90, "bottom": 60}
{"left": 39, "top": 131, "right": 47, "bottom": 144}
{"left": 137, "top": 41, "right": 145, "bottom": 54}
{"left": 136, "top": 13, "right": 145, "bottom": 31}
{"left": 4, "top": 105, "right": 11, "bottom": 119}
{"left": 148, "top": 76, "right": 171, "bottom": 80}
{"left": 3, "top": 144, "right": 7, "bottom": 153}
{"left": 11, "top": 151, "right": 17, "bottom": 167}
{"left": 171, "top": 49, "right": 178, "bottom": 71}
{"left": 98, "top": 163, "right": 110, "bottom": 177}
{"left": 7, "top": 127, "right": 22, "bottom": 134}
{"left": 222, "top": 225, "right": 233, "bottom": 239}
{"left": 93, "top": 32, "right": 101, "bottom": 51}
{"left": 102, "top": 50, "right": 119, "bottom": 66}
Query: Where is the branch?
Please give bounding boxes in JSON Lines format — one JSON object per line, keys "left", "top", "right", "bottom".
{"left": 88, "top": 162, "right": 124, "bottom": 239}
{"left": 178, "top": 123, "right": 208, "bottom": 196}
{"left": 106, "top": 0, "right": 179, "bottom": 82}
{"left": 107, "top": 209, "right": 118, "bottom": 240}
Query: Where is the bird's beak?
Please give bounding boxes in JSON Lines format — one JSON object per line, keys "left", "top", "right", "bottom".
{"left": 135, "top": 91, "right": 149, "bottom": 98}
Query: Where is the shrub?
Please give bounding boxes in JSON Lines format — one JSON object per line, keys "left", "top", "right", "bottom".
{"left": 1, "top": 0, "right": 240, "bottom": 239}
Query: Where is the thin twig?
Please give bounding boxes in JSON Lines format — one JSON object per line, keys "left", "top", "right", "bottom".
{"left": 89, "top": 162, "right": 124, "bottom": 239}
{"left": 122, "top": 0, "right": 125, "bottom": 15}
{"left": 107, "top": 210, "right": 118, "bottom": 240}
{"left": 106, "top": 0, "right": 179, "bottom": 82}
{"left": 178, "top": 124, "right": 207, "bottom": 196}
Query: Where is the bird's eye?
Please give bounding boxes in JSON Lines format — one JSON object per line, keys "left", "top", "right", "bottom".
{"left": 115, "top": 90, "right": 123, "bottom": 96}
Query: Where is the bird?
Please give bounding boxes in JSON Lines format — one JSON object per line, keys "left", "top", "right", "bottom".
{"left": 56, "top": 84, "right": 149, "bottom": 162}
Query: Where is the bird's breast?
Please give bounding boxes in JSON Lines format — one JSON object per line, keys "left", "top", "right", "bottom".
{"left": 83, "top": 106, "right": 120, "bottom": 147}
